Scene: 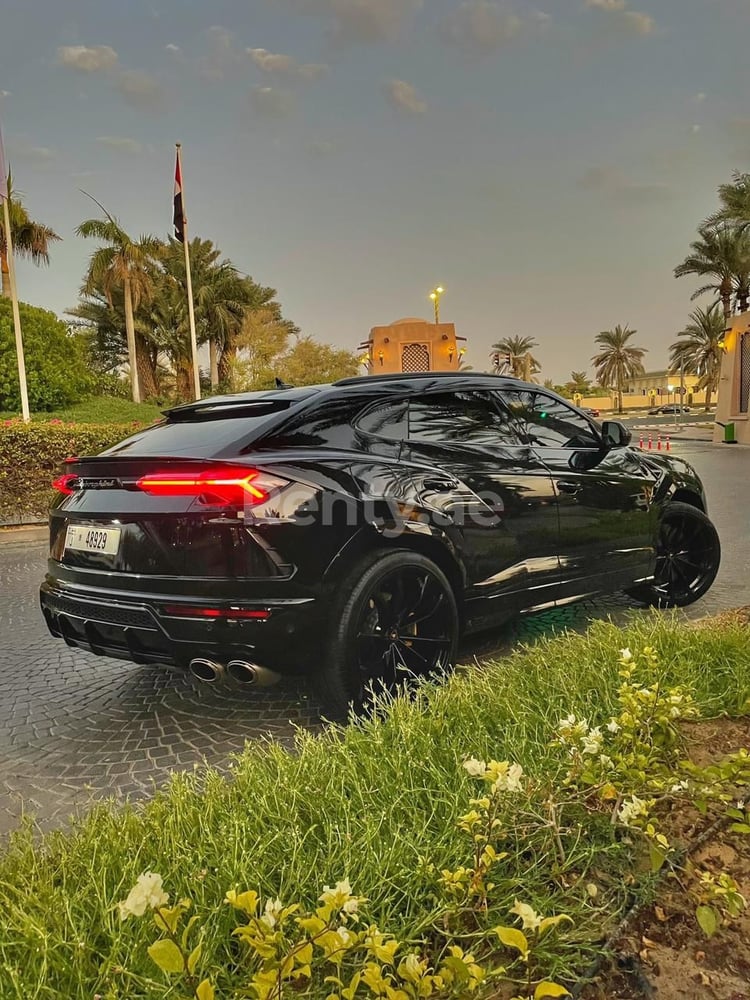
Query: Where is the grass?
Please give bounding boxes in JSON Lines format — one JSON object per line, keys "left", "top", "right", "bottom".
{"left": 0, "top": 613, "right": 748, "bottom": 998}
{"left": 0, "top": 396, "right": 164, "bottom": 424}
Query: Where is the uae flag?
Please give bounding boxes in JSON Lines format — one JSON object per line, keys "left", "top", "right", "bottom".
{"left": 173, "top": 148, "right": 185, "bottom": 243}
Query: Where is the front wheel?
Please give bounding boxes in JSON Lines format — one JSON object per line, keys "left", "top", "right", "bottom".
{"left": 626, "top": 501, "right": 721, "bottom": 608}
{"left": 318, "top": 550, "right": 459, "bottom": 720}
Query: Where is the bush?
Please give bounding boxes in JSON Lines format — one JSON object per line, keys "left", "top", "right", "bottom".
{"left": 0, "top": 299, "right": 97, "bottom": 411}
{"left": 0, "top": 420, "right": 133, "bottom": 521}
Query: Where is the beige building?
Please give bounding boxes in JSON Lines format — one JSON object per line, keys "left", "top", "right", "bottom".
{"left": 622, "top": 370, "right": 708, "bottom": 407}
{"left": 713, "top": 311, "right": 750, "bottom": 444}
{"left": 358, "top": 317, "right": 466, "bottom": 375}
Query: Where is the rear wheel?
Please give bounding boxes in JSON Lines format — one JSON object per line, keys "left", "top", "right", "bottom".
{"left": 627, "top": 501, "right": 720, "bottom": 608}
{"left": 318, "top": 550, "right": 459, "bottom": 720}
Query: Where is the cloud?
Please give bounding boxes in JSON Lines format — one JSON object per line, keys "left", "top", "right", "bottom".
{"left": 248, "top": 48, "right": 329, "bottom": 79}
{"left": 579, "top": 165, "right": 669, "bottom": 204}
{"left": 384, "top": 79, "right": 427, "bottom": 114}
{"left": 165, "top": 43, "right": 181, "bottom": 53}
{"left": 439, "top": 2, "right": 524, "bottom": 55}
{"left": 199, "top": 25, "right": 244, "bottom": 80}
{"left": 57, "top": 44, "right": 119, "bottom": 72}
{"left": 249, "top": 85, "right": 296, "bottom": 119}
{"left": 7, "top": 139, "right": 57, "bottom": 164}
{"left": 115, "top": 69, "right": 165, "bottom": 110}
{"left": 282, "top": 0, "right": 423, "bottom": 45}
{"left": 584, "top": 0, "right": 656, "bottom": 38}
{"left": 0, "top": 90, "right": 9, "bottom": 99}
{"left": 96, "top": 135, "right": 143, "bottom": 154}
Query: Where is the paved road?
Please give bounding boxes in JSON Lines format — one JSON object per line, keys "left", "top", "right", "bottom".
{"left": 1, "top": 441, "right": 748, "bottom": 836}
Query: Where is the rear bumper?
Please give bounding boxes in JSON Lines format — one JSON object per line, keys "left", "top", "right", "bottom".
{"left": 39, "top": 580, "right": 321, "bottom": 673}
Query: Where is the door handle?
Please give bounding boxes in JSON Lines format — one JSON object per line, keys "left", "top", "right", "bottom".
{"left": 556, "top": 480, "right": 582, "bottom": 496}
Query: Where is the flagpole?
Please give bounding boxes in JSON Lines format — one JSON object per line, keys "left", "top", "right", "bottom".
{"left": 2, "top": 193, "right": 30, "bottom": 422}
{"left": 176, "top": 144, "right": 201, "bottom": 401}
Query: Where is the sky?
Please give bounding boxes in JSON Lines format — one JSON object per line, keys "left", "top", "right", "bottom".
{"left": 1, "top": 0, "right": 749, "bottom": 382}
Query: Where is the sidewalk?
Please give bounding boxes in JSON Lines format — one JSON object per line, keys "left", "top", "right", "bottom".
{"left": 0, "top": 524, "right": 47, "bottom": 545}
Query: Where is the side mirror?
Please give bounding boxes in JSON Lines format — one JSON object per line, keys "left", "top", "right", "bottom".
{"left": 601, "top": 420, "right": 632, "bottom": 449}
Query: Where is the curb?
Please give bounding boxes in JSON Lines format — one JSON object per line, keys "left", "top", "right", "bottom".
{"left": 0, "top": 524, "right": 47, "bottom": 545}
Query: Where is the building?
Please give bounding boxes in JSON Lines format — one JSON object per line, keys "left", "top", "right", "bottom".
{"left": 713, "top": 311, "right": 750, "bottom": 444}
{"left": 359, "top": 317, "right": 466, "bottom": 375}
{"left": 622, "top": 370, "right": 708, "bottom": 407}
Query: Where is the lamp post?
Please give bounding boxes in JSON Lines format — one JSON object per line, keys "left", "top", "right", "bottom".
{"left": 429, "top": 285, "right": 445, "bottom": 324}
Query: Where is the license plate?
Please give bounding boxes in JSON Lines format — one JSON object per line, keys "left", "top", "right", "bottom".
{"left": 65, "top": 525, "right": 122, "bottom": 556}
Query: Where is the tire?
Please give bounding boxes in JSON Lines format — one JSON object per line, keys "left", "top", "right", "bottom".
{"left": 317, "top": 549, "right": 459, "bottom": 720}
{"left": 626, "top": 501, "right": 721, "bottom": 608}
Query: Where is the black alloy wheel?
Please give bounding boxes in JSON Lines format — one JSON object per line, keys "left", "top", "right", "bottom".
{"left": 627, "top": 501, "right": 720, "bottom": 608}
{"left": 319, "top": 550, "right": 459, "bottom": 720}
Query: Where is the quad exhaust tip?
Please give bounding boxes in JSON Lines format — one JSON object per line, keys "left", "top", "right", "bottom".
{"left": 188, "top": 658, "right": 224, "bottom": 683}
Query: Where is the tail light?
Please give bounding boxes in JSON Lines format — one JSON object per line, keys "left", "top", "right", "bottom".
{"left": 162, "top": 605, "right": 271, "bottom": 620}
{"left": 135, "top": 467, "right": 284, "bottom": 505}
{"left": 52, "top": 474, "right": 78, "bottom": 496}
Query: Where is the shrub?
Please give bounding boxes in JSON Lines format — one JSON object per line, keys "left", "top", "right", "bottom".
{"left": 0, "top": 420, "right": 132, "bottom": 521}
{"left": 0, "top": 299, "right": 97, "bottom": 411}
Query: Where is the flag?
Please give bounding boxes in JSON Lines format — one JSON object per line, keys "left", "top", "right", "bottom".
{"left": 0, "top": 123, "right": 7, "bottom": 201}
{"left": 173, "top": 147, "right": 184, "bottom": 242}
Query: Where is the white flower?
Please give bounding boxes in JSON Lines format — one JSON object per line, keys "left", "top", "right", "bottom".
{"left": 618, "top": 795, "right": 648, "bottom": 827}
{"left": 117, "top": 872, "right": 169, "bottom": 920}
{"left": 510, "top": 899, "right": 543, "bottom": 931}
{"left": 581, "top": 727, "right": 603, "bottom": 756}
{"left": 262, "top": 897, "right": 284, "bottom": 928}
{"left": 337, "top": 926, "right": 354, "bottom": 946}
{"left": 486, "top": 760, "right": 524, "bottom": 794}
{"left": 599, "top": 754, "right": 613, "bottom": 769}
{"left": 619, "top": 648, "right": 633, "bottom": 663}
{"left": 462, "top": 757, "right": 487, "bottom": 778}
{"left": 606, "top": 719, "right": 621, "bottom": 734}
{"left": 343, "top": 897, "right": 360, "bottom": 914}
{"left": 670, "top": 780, "right": 689, "bottom": 793}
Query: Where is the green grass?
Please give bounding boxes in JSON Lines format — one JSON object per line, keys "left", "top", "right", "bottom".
{"left": 0, "top": 614, "right": 748, "bottom": 998}
{"left": 0, "top": 396, "right": 164, "bottom": 424}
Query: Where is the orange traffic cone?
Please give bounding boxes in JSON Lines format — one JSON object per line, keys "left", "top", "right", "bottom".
{"left": 657, "top": 435, "right": 662, "bottom": 451}
{"left": 648, "top": 434, "right": 652, "bottom": 450}
{"left": 639, "top": 435, "right": 644, "bottom": 449}
{"left": 666, "top": 436, "right": 671, "bottom": 452}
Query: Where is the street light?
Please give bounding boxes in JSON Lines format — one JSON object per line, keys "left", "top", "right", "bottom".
{"left": 429, "top": 285, "right": 445, "bottom": 324}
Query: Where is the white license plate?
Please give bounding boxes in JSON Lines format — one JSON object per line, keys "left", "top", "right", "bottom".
{"left": 65, "top": 525, "right": 122, "bottom": 556}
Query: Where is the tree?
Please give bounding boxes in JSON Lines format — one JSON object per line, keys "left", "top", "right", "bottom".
{"left": 674, "top": 224, "right": 750, "bottom": 325}
{"left": 76, "top": 211, "right": 163, "bottom": 402}
{"left": 710, "top": 172, "right": 750, "bottom": 231}
{"left": 492, "top": 335, "right": 541, "bottom": 378}
{"left": 0, "top": 175, "right": 60, "bottom": 298}
{"left": 276, "top": 337, "right": 359, "bottom": 387}
{"left": 0, "top": 298, "right": 95, "bottom": 410}
{"left": 591, "top": 325, "right": 647, "bottom": 414}
{"left": 567, "top": 370, "right": 591, "bottom": 394}
{"left": 669, "top": 304, "right": 725, "bottom": 412}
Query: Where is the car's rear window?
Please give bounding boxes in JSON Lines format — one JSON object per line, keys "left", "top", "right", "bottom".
{"left": 100, "top": 411, "right": 286, "bottom": 458}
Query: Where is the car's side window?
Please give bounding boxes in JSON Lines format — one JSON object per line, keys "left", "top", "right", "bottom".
{"left": 498, "top": 390, "right": 601, "bottom": 450}
{"left": 354, "top": 400, "right": 409, "bottom": 440}
{"left": 408, "top": 391, "right": 521, "bottom": 449}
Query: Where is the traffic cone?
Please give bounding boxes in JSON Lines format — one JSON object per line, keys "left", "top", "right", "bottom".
{"left": 657, "top": 435, "right": 662, "bottom": 451}
{"left": 639, "top": 435, "right": 644, "bottom": 449}
{"left": 648, "top": 434, "right": 652, "bottom": 450}
{"left": 666, "top": 436, "right": 671, "bottom": 452}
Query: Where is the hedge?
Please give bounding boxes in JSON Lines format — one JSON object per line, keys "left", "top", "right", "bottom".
{"left": 0, "top": 420, "right": 135, "bottom": 523}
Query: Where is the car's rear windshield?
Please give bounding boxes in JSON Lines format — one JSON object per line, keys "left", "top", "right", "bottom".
{"left": 100, "top": 405, "right": 290, "bottom": 458}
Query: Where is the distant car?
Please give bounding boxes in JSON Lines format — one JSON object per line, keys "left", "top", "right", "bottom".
{"left": 582, "top": 406, "right": 600, "bottom": 418}
{"left": 648, "top": 404, "right": 691, "bottom": 415}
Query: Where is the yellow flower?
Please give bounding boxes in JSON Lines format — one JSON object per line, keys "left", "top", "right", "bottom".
{"left": 509, "top": 899, "right": 543, "bottom": 931}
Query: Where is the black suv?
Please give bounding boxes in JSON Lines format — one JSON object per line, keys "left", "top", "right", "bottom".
{"left": 41, "top": 373, "right": 720, "bottom": 716}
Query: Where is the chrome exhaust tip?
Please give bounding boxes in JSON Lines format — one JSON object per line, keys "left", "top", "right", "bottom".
{"left": 226, "top": 660, "right": 281, "bottom": 688}
{"left": 188, "top": 658, "right": 225, "bottom": 683}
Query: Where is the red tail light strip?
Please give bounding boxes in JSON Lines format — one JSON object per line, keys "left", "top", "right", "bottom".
{"left": 162, "top": 605, "right": 271, "bottom": 620}
{"left": 136, "top": 468, "right": 268, "bottom": 503}
{"left": 52, "top": 474, "right": 78, "bottom": 496}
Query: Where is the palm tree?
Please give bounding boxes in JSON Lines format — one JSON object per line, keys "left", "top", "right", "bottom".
{"left": 568, "top": 370, "right": 591, "bottom": 394}
{"left": 710, "top": 172, "right": 750, "bottom": 230}
{"left": 591, "top": 325, "right": 647, "bottom": 414}
{"left": 492, "top": 335, "right": 541, "bottom": 378}
{"left": 669, "top": 304, "right": 725, "bottom": 412}
{"left": 674, "top": 224, "right": 750, "bottom": 326}
{"left": 0, "top": 174, "right": 60, "bottom": 297}
{"left": 76, "top": 211, "right": 163, "bottom": 402}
